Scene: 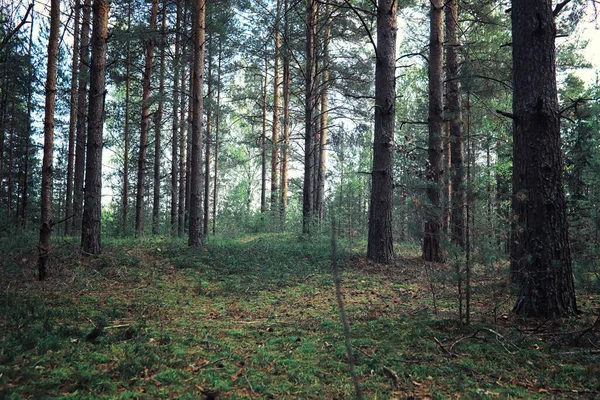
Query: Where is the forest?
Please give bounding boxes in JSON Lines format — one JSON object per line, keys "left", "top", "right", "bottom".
{"left": 1, "top": 0, "right": 600, "bottom": 397}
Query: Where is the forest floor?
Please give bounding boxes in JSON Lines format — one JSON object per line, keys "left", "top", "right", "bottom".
{"left": 0, "top": 232, "right": 599, "bottom": 399}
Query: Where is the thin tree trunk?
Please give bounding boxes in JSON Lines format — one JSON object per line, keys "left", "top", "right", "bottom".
{"left": 122, "top": 2, "right": 131, "bottom": 233}
{"left": 188, "top": 0, "right": 205, "bottom": 248}
{"left": 185, "top": 66, "right": 193, "bottom": 233}
{"left": 203, "top": 37, "right": 212, "bottom": 235}
{"left": 81, "top": 0, "right": 109, "bottom": 255}
{"left": 423, "top": 0, "right": 444, "bottom": 263}
{"left": 73, "top": 0, "right": 91, "bottom": 236}
{"left": 280, "top": 0, "right": 291, "bottom": 223}
{"left": 510, "top": 0, "right": 577, "bottom": 317}
{"left": 261, "top": 55, "right": 268, "bottom": 214}
{"left": 37, "top": 0, "right": 60, "bottom": 279}
{"left": 212, "top": 39, "right": 221, "bottom": 234}
{"left": 135, "top": 0, "right": 158, "bottom": 237}
{"left": 366, "top": 0, "right": 397, "bottom": 263}
{"left": 171, "top": 0, "right": 182, "bottom": 236}
{"left": 178, "top": 41, "right": 187, "bottom": 236}
{"left": 21, "top": 5, "right": 35, "bottom": 228}
{"left": 317, "top": 4, "right": 330, "bottom": 221}
{"left": 152, "top": 0, "right": 167, "bottom": 235}
{"left": 65, "top": 0, "right": 80, "bottom": 234}
{"left": 7, "top": 101, "right": 15, "bottom": 218}
{"left": 443, "top": 122, "right": 451, "bottom": 236}
{"left": 271, "top": 0, "right": 281, "bottom": 211}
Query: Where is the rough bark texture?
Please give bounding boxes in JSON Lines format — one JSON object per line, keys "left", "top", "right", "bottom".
{"left": 510, "top": 0, "right": 577, "bottom": 317}
{"left": 73, "top": 0, "right": 91, "bottom": 236}
{"left": 152, "top": 0, "right": 167, "bottom": 235}
{"left": 65, "top": 0, "right": 80, "bottom": 235}
{"left": 317, "top": 6, "right": 330, "bottom": 221}
{"left": 188, "top": 0, "right": 205, "bottom": 248}
{"left": 81, "top": 0, "right": 109, "bottom": 255}
{"left": 366, "top": 0, "right": 396, "bottom": 264}
{"left": 37, "top": 0, "right": 60, "bottom": 280}
{"left": 302, "top": 0, "right": 317, "bottom": 233}
{"left": 171, "top": 0, "right": 182, "bottom": 236}
{"left": 135, "top": 0, "right": 158, "bottom": 237}
{"left": 446, "top": 0, "right": 465, "bottom": 248}
{"left": 423, "top": 0, "right": 444, "bottom": 263}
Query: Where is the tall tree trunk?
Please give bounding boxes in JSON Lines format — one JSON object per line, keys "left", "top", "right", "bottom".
{"left": 122, "top": 2, "right": 131, "bottom": 233}
{"left": 212, "top": 39, "right": 222, "bottom": 234}
{"left": 446, "top": 0, "right": 464, "bottom": 248}
{"left": 135, "top": 0, "right": 158, "bottom": 237}
{"left": 65, "top": 0, "right": 80, "bottom": 235}
{"left": 152, "top": 0, "right": 167, "bottom": 235}
{"left": 510, "top": 0, "right": 577, "bottom": 317}
{"left": 317, "top": 4, "right": 330, "bottom": 221}
{"left": 280, "top": 0, "right": 291, "bottom": 223}
{"left": 171, "top": 0, "right": 182, "bottom": 235}
{"left": 73, "top": 0, "right": 91, "bottom": 236}
{"left": 366, "top": 0, "right": 396, "bottom": 263}
{"left": 302, "top": 0, "right": 317, "bottom": 233}
{"left": 188, "top": 0, "right": 205, "bottom": 248}
{"left": 37, "top": 0, "right": 60, "bottom": 279}
{"left": 21, "top": 5, "right": 35, "bottom": 228}
{"left": 178, "top": 41, "right": 187, "bottom": 236}
{"left": 7, "top": 101, "right": 15, "bottom": 218}
{"left": 81, "top": 0, "right": 109, "bottom": 255}
{"left": 261, "top": 55, "right": 268, "bottom": 214}
{"left": 271, "top": 0, "right": 281, "bottom": 211}
{"left": 203, "top": 37, "right": 212, "bottom": 235}
{"left": 185, "top": 66, "right": 193, "bottom": 233}
{"left": 423, "top": 0, "right": 444, "bottom": 263}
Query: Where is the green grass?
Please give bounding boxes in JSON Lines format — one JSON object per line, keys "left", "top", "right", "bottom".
{"left": 0, "top": 233, "right": 598, "bottom": 398}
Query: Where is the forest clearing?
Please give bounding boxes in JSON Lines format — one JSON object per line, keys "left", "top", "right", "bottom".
{"left": 1, "top": 234, "right": 599, "bottom": 398}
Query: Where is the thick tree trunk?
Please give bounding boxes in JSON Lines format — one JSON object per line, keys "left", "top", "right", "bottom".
{"left": 446, "top": 0, "right": 465, "bottom": 248}
{"left": 510, "top": 0, "right": 577, "bottom": 317}
{"left": 81, "top": 0, "right": 109, "bottom": 255}
{"left": 171, "top": 0, "right": 182, "bottom": 236}
{"left": 135, "top": 0, "right": 158, "bottom": 237}
{"left": 152, "top": 0, "right": 167, "bottom": 235}
{"left": 73, "top": 0, "right": 91, "bottom": 236}
{"left": 65, "top": 0, "right": 80, "bottom": 235}
{"left": 366, "top": 0, "right": 396, "bottom": 263}
{"left": 423, "top": 0, "right": 444, "bottom": 263}
{"left": 188, "top": 0, "right": 205, "bottom": 248}
{"left": 302, "top": 0, "right": 317, "bottom": 233}
{"left": 37, "top": 0, "right": 60, "bottom": 280}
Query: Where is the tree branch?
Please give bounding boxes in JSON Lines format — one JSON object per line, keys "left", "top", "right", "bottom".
{"left": 0, "top": 3, "right": 34, "bottom": 53}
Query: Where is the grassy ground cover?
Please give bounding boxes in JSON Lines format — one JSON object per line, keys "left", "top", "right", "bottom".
{"left": 0, "top": 233, "right": 598, "bottom": 399}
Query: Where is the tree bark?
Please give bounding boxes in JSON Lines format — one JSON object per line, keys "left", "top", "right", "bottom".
{"left": 366, "top": 0, "right": 396, "bottom": 264}
{"left": 171, "top": 0, "right": 182, "bottom": 236}
{"left": 73, "top": 0, "right": 91, "bottom": 236}
{"left": 65, "top": 0, "right": 80, "bottom": 235}
{"left": 21, "top": 7, "right": 35, "bottom": 228}
{"left": 188, "top": 0, "right": 205, "bottom": 248}
{"left": 37, "top": 0, "right": 60, "bottom": 280}
{"left": 317, "top": 4, "right": 330, "bottom": 221}
{"left": 271, "top": 0, "right": 281, "bottom": 211}
{"left": 122, "top": 2, "right": 131, "bottom": 233}
{"left": 81, "top": 0, "right": 109, "bottom": 255}
{"left": 302, "top": 0, "right": 317, "bottom": 233}
{"left": 203, "top": 37, "right": 212, "bottom": 235}
{"left": 261, "top": 55, "right": 268, "bottom": 214}
{"left": 446, "top": 0, "right": 465, "bottom": 248}
{"left": 212, "top": 39, "right": 222, "bottom": 234}
{"left": 423, "top": 0, "right": 444, "bottom": 263}
{"left": 510, "top": 0, "right": 577, "bottom": 317}
{"left": 280, "top": 0, "right": 291, "bottom": 223}
{"left": 152, "top": 0, "right": 167, "bottom": 235}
